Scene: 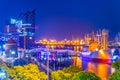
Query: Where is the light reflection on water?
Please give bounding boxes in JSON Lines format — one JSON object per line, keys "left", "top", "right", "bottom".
{"left": 73, "top": 57, "right": 114, "bottom": 80}
{"left": 38, "top": 50, "right": 115, "bottom": 80}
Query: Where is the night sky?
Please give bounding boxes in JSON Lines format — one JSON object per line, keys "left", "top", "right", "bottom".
{"left": 0, "top": 0, "right": 120, "bottom": 40}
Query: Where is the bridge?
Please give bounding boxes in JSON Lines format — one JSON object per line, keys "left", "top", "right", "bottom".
{"left": 25, "top": 48, "right": 81, "bottom": 56}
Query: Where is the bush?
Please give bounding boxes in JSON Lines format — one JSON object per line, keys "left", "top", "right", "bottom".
{"left": 72, "top": 71, "right": 101, "bottom": 80}
{"left": 112, "top": 60, "right": 120, "bottom": 71}
{"left": 109, "top": 72, "right": 120, "bottom": 80}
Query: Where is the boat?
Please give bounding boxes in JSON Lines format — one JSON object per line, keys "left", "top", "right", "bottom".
{"left": 81, "top": 50, "right": 112, "bottom": 64}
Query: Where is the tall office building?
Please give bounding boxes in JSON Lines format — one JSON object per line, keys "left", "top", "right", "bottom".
{"left": 90, "top": 32, "right": 95, "bottom": 42}
{"left": 84, "top": 34, "right": 91, "bottom": 45}
{"left": 101, "top": 29, "right": 109, "bottom": 50}
{"left": 96, "top": 30, "right": 101, "bottom": 44}
{"left": 3, "top": 10, "right": 35, "bottom": 49}
{"left": 18, "top": 10, "right": 35, "bottom": 49}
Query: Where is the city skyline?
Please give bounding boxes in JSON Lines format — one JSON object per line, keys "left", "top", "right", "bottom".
{"left": 0, "top": 0, "right": 120, "bottom": 40}
{"left": 0, "top": 1, "right": 120, "bottom": 80}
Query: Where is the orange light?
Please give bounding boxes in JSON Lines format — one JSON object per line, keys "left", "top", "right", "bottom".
{"left": 97, "top": 64, "right": 108, "bottom": 80}
{"left": 98, "top": 50, "right": 110, "bottom": 59}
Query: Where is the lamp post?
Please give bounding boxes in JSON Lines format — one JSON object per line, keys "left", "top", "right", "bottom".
{"left": 47, "top": 49, "right": 50, "bottom": 80}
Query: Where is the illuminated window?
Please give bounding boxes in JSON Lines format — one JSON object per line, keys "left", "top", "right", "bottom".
{"left": 10, "top": 19, "right": 16, "bottom": 24}
{"left": 29, "top": 37, "right": 32, "bottom": 40}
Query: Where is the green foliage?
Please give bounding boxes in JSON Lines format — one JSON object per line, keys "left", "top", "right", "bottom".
{"left": 51, "top": 70, "right": 71, "bottom": 80}
{"left": 72, "top": 71, "right": 101, "bottom": 80}
{"left": 109, "top": 60, "right": 120, "bottom": 80}
{"left": 51, "top": 65, "right": 82, "bottom": 80}
{"left": 0, "top": 59, "right": 8, "bottom": 70}
{"left": 8, "top": 64, "right": 47, "bottom": 80}
{"left": 62, "top": 65, "right": 82, "bottom": 74}
{"left": 51, "top": 65, "right": 101, "bottom": 80}
{"left": 109, "top": 72, "right": 120, "bottom": 80}
{"left": 112, "top": 60, "right": 120, "bottom": 71}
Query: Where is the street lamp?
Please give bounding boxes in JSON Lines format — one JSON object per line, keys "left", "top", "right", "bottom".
{"left": 47, "top": 49, "right": 50, "bottom": 80}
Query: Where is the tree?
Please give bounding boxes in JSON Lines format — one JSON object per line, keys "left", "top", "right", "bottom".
{"left": 51, "top": 65, "right": 82, "bottom": 80}
{"left": 109, "top": 72, "right": 120, "bottom": 80}
{"left": 8, "top": 64, "right": 47, "bottom": 80}
{"left": 72, "top": 71, "right": 101, "bottom": 80}
{"left": 112, "top": 60, "right": 120, "bottom": 71}
{"left": 51, "top": 70, "right": 71, "bottom": 80}
{"left": 62, "top": 65, "right": 82, "bottom": 74}
{"left": 108, "top": 60, "right": 120, "bottom": 80}
{"left": 0, "top": 59, "right": 8, "bottom": 70}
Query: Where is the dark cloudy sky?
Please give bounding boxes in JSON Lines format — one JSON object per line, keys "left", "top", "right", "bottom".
{"left": 0, "top": 0, "right": 120, "bottom": 40}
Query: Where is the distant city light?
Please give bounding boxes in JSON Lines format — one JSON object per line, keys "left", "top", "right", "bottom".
{"left": 0, "top": 72, "right": 5, "bottom": 76}
{"left": 3, "top": 45, "right": 5, "bottom": 49}
{"left": 111, "top": 49, "right": 115, "bottom": 54}
{"left": 81, "top": 52, "right": 91, "bottom": 56}
{"left": 22, "top": 24, "right": 31, "bottom": 26}
{"left": 99, "top": 50, "right": 104, "bottom": 54}
{"left": 10, "top": 18, "right": 23, "bottom": 25}
{"left": 2, "top": 51, "right": 5, "bottom": 57}
{"left": 11, "top": 51, "right": 15, "bottom": 54}
{"left": 95, "top": 48, "right": 99, "bottom": 51}
{"left": 113, "top": 55, "right": 118, "bottom": 60}
{"left": 10, "top": 19, "right": 16, "bottom": 24}
{"left": 29, "top": 37, "right": 32, "bottom": 40}
{"left": 17, "top": 29, "right": 22, "bottom": 33}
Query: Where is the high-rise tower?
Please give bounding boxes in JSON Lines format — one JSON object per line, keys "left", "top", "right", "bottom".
{"left": 101, "top": 29, "right": 108, "bottom": 50}
{"left": 18, "top": 10, "right": 35, "bottom": 49}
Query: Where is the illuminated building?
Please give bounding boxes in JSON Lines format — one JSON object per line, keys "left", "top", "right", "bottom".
{"left": 96, "top": 30, "right": 101, "bottom": 44}
{"left": 4, "top": 38, "right": 18, "bottom": 58}
{"left": 19, "top": 34, "right": 35, "bottom": 49}
{"left": 18, "top": 10, "right": 35, "bottom": 33}
{"left": 18, "top": 10, "right": 35, "bottom": 49}
{"left": 3, "top": 19, "right": 21, "bottom": 43}
{"left": 4, "top": 25, "right": 17, "bottom": 33}
{"left": 1, "top": 10, "right": 36, "bottom": 49}
{"left": 115, "top": 35, "right": 119, "bottom": 47}
{"left": 101, "top": 29, "right": 109, "bottom": 50}
{"left": 89, "top": 42, "right": 99, "bottom": 51}
{"left": 0, "top": 10, "right": 36, "bottom": 57}
{"left": 84, "top": 34, "right": 91, "bottom": 45}
{"left": 90, "top": 32, "right": 95, "bottom": 42}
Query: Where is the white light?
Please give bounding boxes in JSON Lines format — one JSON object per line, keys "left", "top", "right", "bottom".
{"left": 113, "top": 56, "right": 118, "bottom": 60}
{"left": 26, "top": 55, "right": 28, "bottom": 58}
{"left": 17, "top": 29, "right": 22, "bottom": 33}
{"left": 29, "top": 37, "right": 32, "bottom": 40}
{"left": 22, "top": 24, "right": 31, "bottom": 26}
{"left": 95, "top": 48, "right": 98, "bottom": 51}
{"left": 81, "top": 51, "right": 91, "bottom": 56}
{"left": 11, "top": 51, "right": 15, "bottom": 54}
{"left": 3, "top": 51, "right": 5, "bottom": 57}
{"left": 0, "top": 73, "right": 5, "bottom": 76}
{"left": 99, "top": 50, "right": 104, "bottom": 54}
{"left": 44, "top": 57, "right": 46, "bottom": 60}
{"left": 3, "top": 45, "right": 5, "bottom": 49}
{"left": 10, "top": 19, "right": 16, "bottom": 24}
{"left": 111, "top": 49, "right": 115, "bottom": 54}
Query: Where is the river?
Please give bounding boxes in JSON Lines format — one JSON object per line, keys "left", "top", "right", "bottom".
{"left": 73, "top": 57, "right": 115, "bottom": 80}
